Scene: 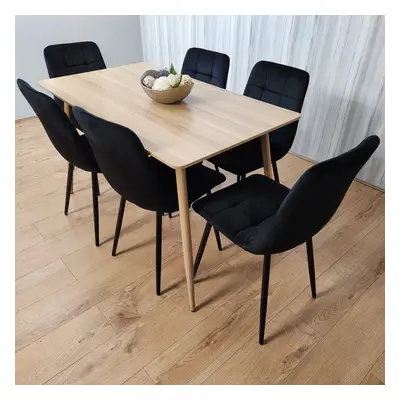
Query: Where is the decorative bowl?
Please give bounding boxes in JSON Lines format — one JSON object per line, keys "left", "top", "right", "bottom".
{"left": 140, "top": 82, "right": 194, "bottom": 104}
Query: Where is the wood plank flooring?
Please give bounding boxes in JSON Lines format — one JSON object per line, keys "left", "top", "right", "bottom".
{"left": 15, "top": 118, "right": 385, "bottom": 385}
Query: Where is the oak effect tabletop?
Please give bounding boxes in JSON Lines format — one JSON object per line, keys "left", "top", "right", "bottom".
{"left": 38, "top": 62, "right": 300, "bottom": 169}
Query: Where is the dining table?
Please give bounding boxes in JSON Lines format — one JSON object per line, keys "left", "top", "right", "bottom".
{"left": 38, "top": 61, "right": 301, "bottom": 312}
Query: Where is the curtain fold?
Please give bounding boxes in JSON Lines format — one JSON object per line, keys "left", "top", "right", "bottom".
{"left": 140, "top": 15, "right": 385, "bottom": 188}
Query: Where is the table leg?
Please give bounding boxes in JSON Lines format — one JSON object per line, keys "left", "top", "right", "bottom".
{"left": 63, "top": 102, "right": 74, "bottom": 194}
{"left": 261, "top": 133, "right": 274, "bottom": 179}
{"left": 175, "top": 168, "right": 195, "bottom": 311}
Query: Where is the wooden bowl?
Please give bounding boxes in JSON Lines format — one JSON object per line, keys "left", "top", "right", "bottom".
{"left": 141, "top": 82, "right": 194, "bottom": 104}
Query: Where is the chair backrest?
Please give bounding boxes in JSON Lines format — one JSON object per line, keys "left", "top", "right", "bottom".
{"left": 244, "top": 61, "right": 310, "bottom": 160}
{"left": 181, "top": 47, "right": 230, "bottom": 89}
{"left": 16, "top": 79, "right": 98, "bottom": 172}
{"left": 44, "top": 41, "right": 106, "bottom": 110}
{"left": 44, "top": 41, "right": 106, "bottom": 78}
{"left": 266, "top": 136, "right": 380, "bottom": 253}
{"left": 72, "top": 106, "right": 175, "bottom": 212}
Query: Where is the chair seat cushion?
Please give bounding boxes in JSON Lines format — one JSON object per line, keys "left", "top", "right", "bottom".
{"left": 192, "top": 174, "right": 290, "bottom": 254}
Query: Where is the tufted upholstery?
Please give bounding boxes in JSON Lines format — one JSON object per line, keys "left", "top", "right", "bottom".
{"left": 209, "top": 61, "right": 309, "bottom": 175}
{"left": 194, "top": 136, "right": 380, "bottom": 255}
{"left": 181, "top": 47, "right": 230, "bottom": 89}
{"left": 44, "top": 41, "right": 106, "bottom": 78}
{"left": 73, "top": 106, "right": 226, "bottom": 214}
{"left": 194, "top": 175, "right": 290, "bottom": 252}
{"left": 17, "top": 79, "right": 100, "bottom": 173}
{"left": 44, "top": 41, "right": 106, "bottom": 128}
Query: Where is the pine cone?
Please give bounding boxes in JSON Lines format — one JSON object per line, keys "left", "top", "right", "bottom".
{"left": 155, "top": 69, "right": 169, "bottom": 78}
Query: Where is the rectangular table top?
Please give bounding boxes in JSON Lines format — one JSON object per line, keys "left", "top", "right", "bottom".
{"left": 39, "top": 62, "right": 300, "bottom": 169}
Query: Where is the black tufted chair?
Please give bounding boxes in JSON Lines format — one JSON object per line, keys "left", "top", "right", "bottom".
{"left": 181, "top": 47, "right": 230, "bottom": 89}
{"left": 43, "top": 41, "right": 106, "bottom": 127}
{"left": 73, "top": 106, "right": 226, "bottom": 296}
{"left": 209, "top": 61, "right": 310, "bottom": 183}
{"left": 43, "top": 41, "right": 106, "bottom": 196}
{"left": 17, "top": 79, "right": 102, "bottom": 247}
{"left": 44, "top": 41, "right": 106, "bottom": 79}
{"left": 192, "top": 136, "right": 380, "bottom": 345}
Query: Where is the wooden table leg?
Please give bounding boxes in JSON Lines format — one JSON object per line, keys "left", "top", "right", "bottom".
{"left": 63, "top": 102, "right": 74, "bottom": 194}
{"left": 261, "top": 133, "right": 274, "bottom": 179}
{"left": 175, "top": 168, "right": 195, "bottom": 311}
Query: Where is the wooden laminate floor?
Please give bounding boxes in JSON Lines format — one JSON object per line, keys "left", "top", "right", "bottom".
{"left": 15, "top": 118, "right": 385, "bottom": 385}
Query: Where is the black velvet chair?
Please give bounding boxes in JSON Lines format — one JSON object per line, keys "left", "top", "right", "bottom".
{"left": 209, "top": 61, "right": 310, "bottom": 183}
{"left": 192, "top": 136, "right": 380, "bottom": 345}
{"left": 73, "top": 106, "right": 226, "bottom": 296}
{"left": 44, "top": 41, "right": 106, "bottom": 114}
{"left": 43, "top": 41, "right": 106, "bottom": 194}
{"left": 16, "top": 79, "right": 101, "bottom": 246}
{"left": 181, "top": 47, "right": 230, "bottom": 89}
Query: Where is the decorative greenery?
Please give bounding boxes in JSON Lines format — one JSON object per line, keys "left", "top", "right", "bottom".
{"left": 169, "top": 63, "right": 178, "bottom": 75}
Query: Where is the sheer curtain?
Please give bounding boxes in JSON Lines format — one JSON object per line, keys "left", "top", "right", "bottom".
{"left": 140, "top": 16, "right": 385, "bottom": 188}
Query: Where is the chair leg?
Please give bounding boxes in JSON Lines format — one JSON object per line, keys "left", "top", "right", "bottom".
{"left": 214, "top": 165, "right": 220, "bottom": 173}
{"left": 168, "top": 213, "right": 172, "bottom": 218}
{"left": 272, "top": 160, "right": 280, "bottom": 183}
{"left": 112, "top": 197, "right": 126, "bottom": 256}
{"left": 259, "top": 254, "right": 271, "bottom": 345}
{"left": 237, "top": 174, "right": 246, "bottom": 183}
{"left": 156, "top": 212, "right": 162, "bottom": 295}
{"left": 95, "top": 174, "right": 100, "bottom": 196}
{"left": 194, "top": 223, "right": 212, "bottom": 277}
{"left": 70, "top": 164, "right": 74, "bottom": 194}
{"left": 64, "top": 162, "right": 74, "bottom": 215}
{"left": 213, "top": 227, "right": 222, "bottom": 251}
{"left": 306, "top": 238, "right": 317, "bottom": 299}
{"left": 206, "top": 191, "right": 222, "bottom": 251}
{"left": 91, "top": 172, "right": 100, "bottom": 247}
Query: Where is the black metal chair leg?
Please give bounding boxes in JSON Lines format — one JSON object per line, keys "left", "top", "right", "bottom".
{"left": 95, "top": 174, "right": 100, "bottom": 196}
{"left": 272, "top": 160, "right": 280, "bottom": 183}
{"left": 205, "top": 191, "right": 222, "bottom": 251}
{"left": 259, "top": 254, "right": 271, "bottom": 345}
{"left": 215, "top": 165, "right": 220, "bottom": 173}
{"left": 194, "top": 223, "right": 212, "bottom": 277}
{"left": 237, "top": 174, "right": 246, "bottom": 183}
{"left": 91, "top": 172, "right": 100, "bottom": 247}
{"left": 213, "top": 227, "right": 222, "bottom": 251}
{"left": 156, "top": 212, "right": 162, "bottom": 295}
{"left": 64, "top": 162, "right": 74, "bottom": 215}
{"left": 70, "top": 164, "right": 74, "bottom": 194}
{"left": 306, "top": 238, "right": 317, "bottom": 299}
{"left": 168, "top": 213, "right": 172, "bottom": 218}
{"left": 112, "top": 197, "right": 126, "bottom": 256}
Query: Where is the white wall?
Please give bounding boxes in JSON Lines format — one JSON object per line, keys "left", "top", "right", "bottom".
{"left": 15, "top": 15, "right": 143, "bottom": 119}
